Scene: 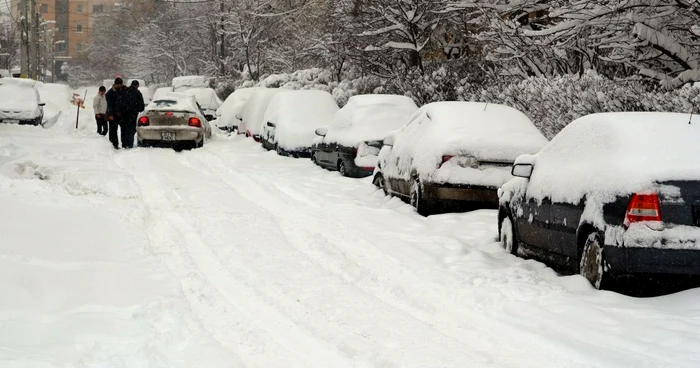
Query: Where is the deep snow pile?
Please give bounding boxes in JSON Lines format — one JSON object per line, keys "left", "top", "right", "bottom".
{"left": 381, "top": 102, "right": 548, "bottom": 184}
{"left": 240, "top": 88, "right": 280, "bottom": 137}
{"left": 262, "top": 90, "right": 339, "bottom": 150}
{"left": 518, "top": 112, "right": 700, "bottom": 204}
{"left": 216, "top": 87, "right": 254, "bottom": 131}
{"left": 323, "top": 94, "right": 418, "bottom": 147}
{"left": 2, "top": 93, "right": 700, "bottom": 367}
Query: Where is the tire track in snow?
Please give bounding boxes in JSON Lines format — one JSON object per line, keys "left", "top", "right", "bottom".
{"left": 114, "top": 151, "right": 355, "bottom": 368}
{"left": 128, "top": 149, "right": 503, "bottom": 367}
{"left": 187, "top": 146, "right": 637, "bottom": 368}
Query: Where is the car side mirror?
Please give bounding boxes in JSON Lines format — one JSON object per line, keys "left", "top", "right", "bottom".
{"left": 205, "top": 114, "right": 214, "bottom": 121}
{"left": 315, "top": 127, "right": 327, "bottom": 137}
{"left": 267, "top": 121, "right": 276, "bottom": 128}
{"left": 38, "top": 102, "right": 46, "bottom": 107}
{"left": 383, "top": 135, "right": 395, "bottom": 147}
{"left": 511, "top": 164, "right": 533, "bottom": 179}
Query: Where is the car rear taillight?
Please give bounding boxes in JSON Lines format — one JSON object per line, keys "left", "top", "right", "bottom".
{"left": 440, "top": 155, "right": 454, "bottom": 167}
{"left": 188, "top": 117, "right": 201, "bottom": 127}
{"left": 138, "top": 116, "right": 149, "bottom": 126}
{"left": 624, "top": 193, "right": 662, "bottom": 227}
{"left": 165, "top": 111, "right": 173, "bottom": 117}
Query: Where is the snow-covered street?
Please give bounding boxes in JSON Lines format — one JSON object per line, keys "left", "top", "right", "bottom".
{"left": 1, "top": 101, "right": 700, "bottom": 367}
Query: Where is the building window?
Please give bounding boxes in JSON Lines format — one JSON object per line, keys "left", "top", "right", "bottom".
{"left": 77, "top": 4, "right": 83, "bottom": 13}
{"left": 93, "top": 4, "right": 104, "bottom": 13}
{"left": 56, "top": 42, "right": 67, "bottom": 52}
{"left": 76, "top": 24, "right": 82, "bottom": 33}
{"left": 40, "top": 4, "right": 48, "bottom": 13}
{"left": 77, "top": 42, "right": 83, "bottom": 52}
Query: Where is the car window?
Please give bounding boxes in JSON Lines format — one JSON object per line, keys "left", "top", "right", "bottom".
{"left": 151, "top": 100, "right": 179, "bottom": 108}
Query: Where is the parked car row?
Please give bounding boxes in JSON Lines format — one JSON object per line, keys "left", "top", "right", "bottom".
{"left": 223, "top": 85, "right": 700, "bottom": 293}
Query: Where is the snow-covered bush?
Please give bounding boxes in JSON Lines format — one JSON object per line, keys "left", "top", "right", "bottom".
{"left": 463, "top": 71, "right": 700, "bottom": 139}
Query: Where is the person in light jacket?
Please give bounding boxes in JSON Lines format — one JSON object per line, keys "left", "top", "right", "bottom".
{"left": 93, "top": 86, "right": 108, "bottom": 135}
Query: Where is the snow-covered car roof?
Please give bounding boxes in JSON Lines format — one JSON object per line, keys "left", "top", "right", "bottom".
{"left": 264, "top": 90, "right": 339, "bottom": 149}
{"left": 0, "top": 77, "right": 39, "bottom": 88}
{"left": 172, "top": 75, "right": 211, "bottom": 92}
{"left": 0, "top": 83, "right": 41, "bottom": 111}
{"left": 146, "top": 92, "right": 199, "bottom": 113}
{"left": 182, "top": 87, "right": 222, "bottom": 112}
{"left": 217, "top": 87, "right": 254, "bottom": 120}
{"left": 241, "top": 88, "right": 281, "bottom": 136}
{"left": 324, "top": 94, "right": 417, "bottom": 146}
{"left": 523, "top": 112, "right": 700, "bottom": 203}
{"left": 411, "top": 102, "right": 547, "bottom": 160}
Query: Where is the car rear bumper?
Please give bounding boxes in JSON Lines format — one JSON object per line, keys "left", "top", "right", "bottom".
{"left": 605, "top": 246, "right": 700, "bottom": 275}
{"left": 344, "top": 160, "right": 374, "bottom": 178}
{"left": 137, "top": 126, "right": 203, "bottom": 141}
{"left": 277, "top": 147, "right": 311, "bottom": 158}
{"left": 422, "top": 183, "right": 499, "bottom": 206}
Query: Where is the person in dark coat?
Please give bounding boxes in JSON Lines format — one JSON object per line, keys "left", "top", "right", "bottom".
{"left": 105, "top": 78, "right": 127, "bottom": 149}
{"left": 122, "top": 80, "right": 145, "bottom": 149}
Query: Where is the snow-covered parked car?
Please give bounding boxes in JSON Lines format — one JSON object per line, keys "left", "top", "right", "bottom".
{"left": 375, "top": 102, "right": 547, "bottom": 215}
{"left": 136, "top": 92, "right": 212, "bottom": 149}
{"left": 182, "top": 87, "right": 221, "bottom": 120}
{"left": 312, "top": 94, "right": 417, "bottom": 178}
{"left": 152, "top": 87, "right": 174, "bottom": 101}
{"left": 498, "top": 112, "right": 700, "bottom": 291}
{"left": 216, "top": 87, "right": 255, "bottom": 133}
{"left": 261, "top": 90, "right": 339, "bottom": 157}
{"left": 0, "top": 79, "right": 45, "bottom": 126}
{"left": 239, "top": 88, "right": 280, "bottom": 142}
{"left": 172, "top": 75, "right": 211, "bottom": 92}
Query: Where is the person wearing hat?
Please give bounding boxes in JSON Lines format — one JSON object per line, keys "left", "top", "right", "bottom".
{"left": 105, "top": 78, "right": 127, "bottom": 149}
{"left": 122, "top": 80, "right": 145, "bottom": 149}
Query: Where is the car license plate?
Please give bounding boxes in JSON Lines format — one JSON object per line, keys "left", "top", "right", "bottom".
{"left": 161, "top": 132, "right": 176, "bottom": 141}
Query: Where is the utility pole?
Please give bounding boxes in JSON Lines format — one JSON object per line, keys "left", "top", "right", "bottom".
{"left": 20, "top": 0, "right": 28, "bottom": 78}
{"left": 28, "top": 0, "right": 38, "bottom": 80}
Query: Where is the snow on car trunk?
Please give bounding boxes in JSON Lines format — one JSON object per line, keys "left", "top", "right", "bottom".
{"left": 216, "top": 87, "right": 255, "bottom": 131}
{"left": 523, "top": 112, "right": 700, "bottom": 205}
{"left": 387, "top": 102, "right": 547, "bottom": 186}
{"left": 263, "top": 90, "right": 339, "bottom": 151}
{"left": 240, "top": 88, "right": 281, "bottom": 138}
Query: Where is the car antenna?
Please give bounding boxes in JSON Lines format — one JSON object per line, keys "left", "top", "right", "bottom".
{"left": 689, "top": 104, "right": 694, "bottom": 125}
{"left": 484, "top": 101, "right": 489, "bottom": 111}
{"left": 689, "top": 88, "right": 699, "bottom": 125}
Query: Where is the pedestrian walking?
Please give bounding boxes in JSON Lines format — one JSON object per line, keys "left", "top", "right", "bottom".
{"left": 105, "top": 78, "right": 128, "bottom": 149}
{"left": 122, "top": 80, "right": 145, "bottom": 149}
{"left": 93, "top": 86, "right": 108, "bottom": 136}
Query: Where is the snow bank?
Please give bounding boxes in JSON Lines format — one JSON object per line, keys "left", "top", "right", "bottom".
{"left": 526, "top": 112, "right": 700, "bottom": 204}
{"left": 37, "top": 83, "right": 73, "bottom": 124}
{"left": 240, "top": 88, "right": 281, "bottom": 137}
{"left": 383, "top": 102, "right": 547, "bottom": 185}
{"left": 182, "top": 87, "right": 222, "bottom": 114}
{"left": 263, "top": 90, "right": 339, "bottom": 150}
{"left": 172, "top": 75, "right": 211, "bottom": 92}
{"left": 324, "top": 94, "right": 418, "bottom": 147}
{"left": 216, "top": 87, "right": 254, "bottom": 130}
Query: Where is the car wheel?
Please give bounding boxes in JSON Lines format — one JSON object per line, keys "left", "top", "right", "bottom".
{"left": 499, "top": 213, "right": 518, "bottom": 255}
{"left": 196, "top": 139, "right": 204, "bottom": 149}
{"left": 410, "top": 180, "right": 431, "bottom": 216}
{"left": 138, "top": 140, "right": 150, "bottom": 148}
{"left": 372, "top": 173, "right": 387, "bottom": 195}
{"left": 310, "top": 152, "right": 317, "bottom": 164}
{"left": 338, "top": 161, "right": 348, "bottom": 177}
{"left": 580, "top": 233, "right": 608, "bottom": 289}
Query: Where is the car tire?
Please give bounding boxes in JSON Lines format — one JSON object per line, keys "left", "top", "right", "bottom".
{"left": 580, "top": 233, "right": 608, "bottom": 290}
{"left": 372, "top": 173, "right": 388, "bottom": 195}
{"left": 338, "top": 161, "right": 348, "bottom": 177}
{"left": 310, "top": 152, "right": 317, "bottom": 164}
{"left": 138, "top": 140, "right": 150, "bottom": 148}
{"left": 410, "top": 180, "right": 431, "bottom": 216}
{"left": 196, "top": 139, "right": 204, "bottom": 149}
{"left": 498, "top": 212, "right": 518, "bottom": 255}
